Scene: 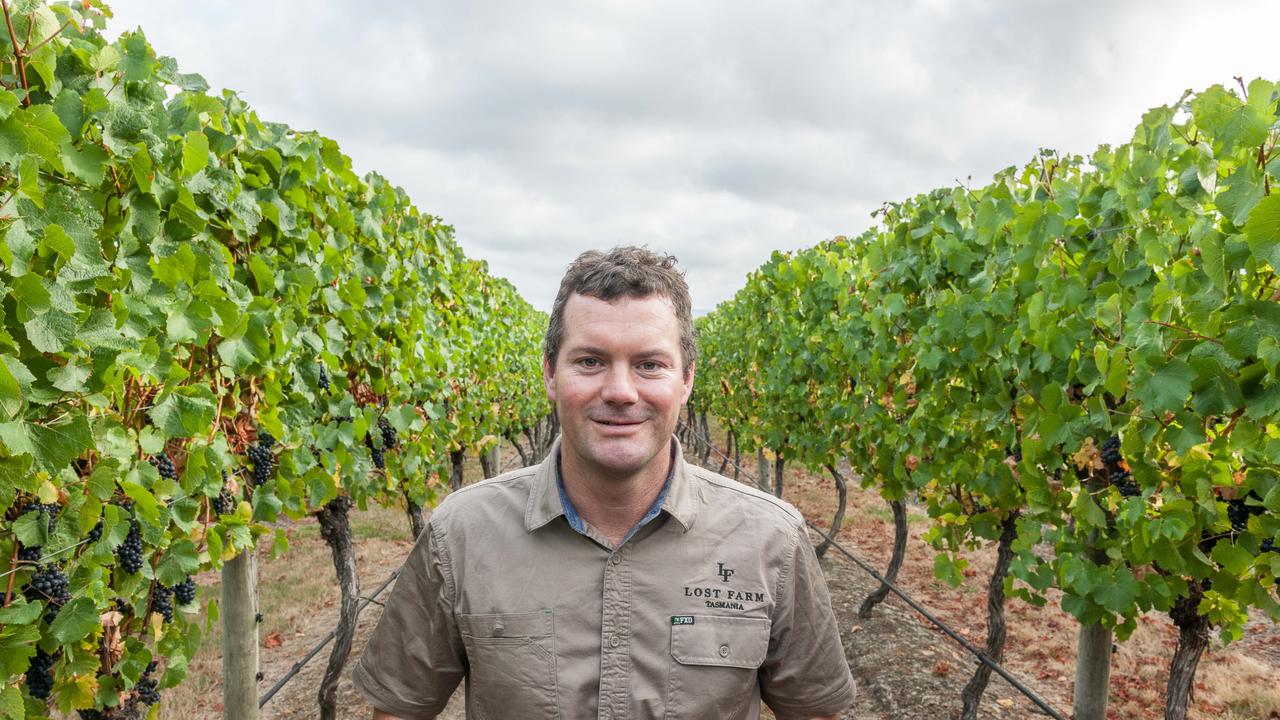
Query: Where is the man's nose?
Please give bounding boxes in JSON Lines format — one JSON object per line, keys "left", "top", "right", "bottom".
{"left": 600, "top": 366, "right": 638, "bottom": 404}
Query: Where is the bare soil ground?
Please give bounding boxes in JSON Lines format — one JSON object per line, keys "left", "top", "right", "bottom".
{"left": 155, "top": 441, "right": 1280, "bottom": 720}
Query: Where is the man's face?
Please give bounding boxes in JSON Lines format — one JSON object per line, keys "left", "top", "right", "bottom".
{"left": 544, "top": 292, "right": 693, "bottom": 483}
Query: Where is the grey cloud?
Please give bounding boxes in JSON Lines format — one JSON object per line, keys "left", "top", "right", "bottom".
{"left": 107, "top": 0, "right": 1280, "bottom": 314}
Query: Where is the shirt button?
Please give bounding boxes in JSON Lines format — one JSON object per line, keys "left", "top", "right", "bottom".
{"left": 610, "top": 635, "right": 621, "bottom": 648}
{"left": 718, "top": 644, "right": 730, "bottom": 658}
{"left": 611, "top": 554, "right": 622, "bottom": 565}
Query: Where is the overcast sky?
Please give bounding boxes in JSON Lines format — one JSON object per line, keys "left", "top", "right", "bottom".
{"left": 103, "top": 1, "right": 1277, "bottom": 315}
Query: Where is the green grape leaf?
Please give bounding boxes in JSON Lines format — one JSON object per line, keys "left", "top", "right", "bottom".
{"left": 49, "top": 597, "right": 101, "bottom": 645}
{"left": 147, "top": 385, "right": 216, "bottom": 439}
{"left": 0, "top": 412, "right": 92, "bottom": 473}
{"left": 181, "top": 130, "right": 209, "bottom": 178}
{"left": 24, "top": 307, "right": 77, "bottom": 353}
{"left": 1135, "top": 359, "right": 1196, "bottom": 413}
{"left": 1211, "top": 541, "right": 1255, "bottom": 576}
{"left": 0, "top": 88, "right": 19, "bottom": 120}
{"left": 1245, "top": 194, "right": 1280, "bottom": 270}
{"left": 0, "top": 104, "right": 69, "bottom": 170}
{"left": 0, "top": 684, "right": 23, "bottom": 720}
{"left": 156, "top": 539, "right": 200, "bottom": 586}
{"left": 119, "top": 31, "right": 155, "bottom": 83}
{"left": 60, "top": 138, "right": 109, "bottom": 186}
{"left": 0, "top": 356, "right": 22, "bottom": 419}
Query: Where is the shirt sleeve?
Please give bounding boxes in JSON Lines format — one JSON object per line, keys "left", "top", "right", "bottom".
{"left": 351, "top": 519, "right": 465, "bottom": 719}
{"left": 759, "top": 520, "right": 857, "bottom": 719}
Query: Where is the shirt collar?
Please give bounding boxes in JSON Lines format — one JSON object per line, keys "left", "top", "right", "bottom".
{"left": 525, "top": 435, "right": 697, "bottom": 534}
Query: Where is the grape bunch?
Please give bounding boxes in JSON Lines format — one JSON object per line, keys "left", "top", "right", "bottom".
{"left": 1100, "top": 436, "right": 1122, "bottom": 467}
{"left": 87, "top": 519, "right": 104, "bottom": 542}
{"left": 135, "top": 661, "right": 161, "bottom": 705}
{"left": 378, "top": 416, "right": 398, "bottom": 450}
{"left": 17, "top": 543, "right": 42, "bottom": 564}
{"left": 22, "top": 502, "right": 61, "bottom": 533}
{"left": 318, "top": 363, "right": 331, "bottom": 392}
{"left": 211, "top": 486, "right": 236, "bottom": 515}
{"left": 117, "top": 520, "right": 144, "bottom": 573}
{"left": 367, "top": 436, "right": 386, "bottom": 471}
{"left": 1112, "top": 472, "right": 1141, "bottom": 498}
{"left": 247, "top": 433, "right": 276, "bottom": 486}
{"left": 174, "top": 576, "right": 197, "bottom": 606}
{"left": 1262, "top": 538, "right": 1276, "bottom": 553}
{"left": 211, "top": 472, "right": 236, "bottom": 516}
{"left": 150, "top": 453, "right": 178, "bottom": 482}
{"left": 150, "top": 584, "right": 174, "bottom": 623}
{"left": 25, "top": 648, "right": 56, "bottom": 699}
{"left": 1226, "top": 493, "right": 1264, "bottom": 533}
{"left": 26, "top": 564, "right": 70, "bottom": 602}
{"left": 27, "top": 564, "right": 71, "bottom": 622}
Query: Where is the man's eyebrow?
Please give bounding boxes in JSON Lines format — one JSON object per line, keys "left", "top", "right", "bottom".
{"left": 565, "top": 346, "right": 674, "bottom": 360}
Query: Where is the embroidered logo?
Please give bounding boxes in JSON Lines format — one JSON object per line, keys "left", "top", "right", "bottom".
{"left": 671, "top": 615, "right": 695, "bottom": 625}
{"left": 717, "top": 562, "right": 735, "bottom": 583}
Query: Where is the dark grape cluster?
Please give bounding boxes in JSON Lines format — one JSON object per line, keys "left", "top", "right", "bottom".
{"left": 1262, "top": 538, "right": 1276, "bottom": 553}
{"left": 173, "top": 576, "right": 197, "bottom": 606}
{"left": 22, "top": 502, "right": 61, "bottom": 533}
{"left": 77, "top": 709, "right": 105, "bottom": 720}
{"left": 150, "top": 584, "right": 174, "bottom": 623}
{"left": 135, "top": 661, "right": 161, "bottom": 705}
{"left": 26, "top": 564, "right": 70, "bottom": 603}
{"left": 18, "top": 543, "right": 42, "bottom": 564}
{"left": 247, "top": 439, "right": 275, "bottom": 487}
{"left": 87, "top": 519, "right": 104, "bottom": 542}
{"left": 369, "top": 441, "right": 385, "bottom": 470}
{"left": 26, "top": 648, "right": 56, "bottom": 699}
{"left": 1100, "top": 436, "right": 1122, "bottom": 466}
{"left": 150, "top": 453, "right": 177, "bottom": 482}
{"left": 378, "top": 416, "right": 398, "bottom": 450}
{"left": 114, "top": 597, "right": 132, "bottom": 615}
{"left": 318, "top": 363, "right": 330, "bottom": 392}
{"left": 211, "top": 485, "right": 235, "bottom": 515}
{"left": 1226, "top": 493, "right": 1264, "bottom": 533}
{"left": 1113, "top": 473, "right": 1141, "bottom": 498}
{"left": 117, "top": 520, "right": 144, "bottom": 573}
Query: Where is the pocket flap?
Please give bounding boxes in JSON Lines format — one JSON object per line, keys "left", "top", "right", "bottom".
{"left": 457, "top": 610, "right": 553, "bottom": 639}
{"left": 670, "top": 615, "right": 770, "bottom": 669}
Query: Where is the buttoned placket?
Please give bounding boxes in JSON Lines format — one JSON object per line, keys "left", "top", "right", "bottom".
{"left": 597, "top": 544, "right": 631, "bottom": 719}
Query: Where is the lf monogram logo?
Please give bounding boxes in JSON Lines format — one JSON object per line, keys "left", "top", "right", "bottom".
{"left": 717, "top": 562, "right": 735, "bottom": 583}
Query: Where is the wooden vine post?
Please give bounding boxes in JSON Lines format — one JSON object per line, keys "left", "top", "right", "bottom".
{"left": 222, "top": 545, "right": 260, "bottom": 720}
{"left": 1073, "top": 475, "right": 1112, "bottom": 720}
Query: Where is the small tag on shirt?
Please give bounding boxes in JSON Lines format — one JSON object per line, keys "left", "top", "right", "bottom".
{"left": 671, "top": 615, "right": 695, "bottom": 625}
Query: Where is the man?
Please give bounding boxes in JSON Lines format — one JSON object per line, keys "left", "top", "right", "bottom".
{"left": 352, "top": 247, "right": 855, "bottom": 719}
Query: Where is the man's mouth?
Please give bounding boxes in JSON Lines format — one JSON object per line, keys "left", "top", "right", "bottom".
{"left": 593, "top": 418, "right": 643, "bottom": 426}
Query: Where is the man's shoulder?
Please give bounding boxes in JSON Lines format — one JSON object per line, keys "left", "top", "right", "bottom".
{"left": 683, "top": 463, "right": 805, "bottom": 532}
{"left": 431, "top": 465, "right": 540, "bottom": 525}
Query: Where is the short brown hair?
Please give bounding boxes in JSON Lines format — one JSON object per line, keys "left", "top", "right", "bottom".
{"left": 544, "top": 247, "right": 696, "bottom": 375}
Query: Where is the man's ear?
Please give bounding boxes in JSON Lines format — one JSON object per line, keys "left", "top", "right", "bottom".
{"left": 543, "top": 356, "right": 556, "bottom": 402}
{"left": 681, "top": 360, "right": 696, "bottom": 403}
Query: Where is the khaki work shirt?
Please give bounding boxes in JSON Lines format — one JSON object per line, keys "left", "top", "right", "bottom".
{"left": 352, "top": 437, "right": 855, "bottom": 719}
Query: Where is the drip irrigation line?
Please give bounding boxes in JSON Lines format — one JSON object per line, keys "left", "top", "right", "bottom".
{"left": 679, "top": 422, "right": 1067, "bottom": 720}
{"left": 0, "top": 537, "right": 93, "bottom": 581}
{"left": 258, "top": 567, "right": 402, "bottom": 708}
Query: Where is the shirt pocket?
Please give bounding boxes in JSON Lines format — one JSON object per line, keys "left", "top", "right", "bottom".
{"left": 666, "top": 615, "right": 771, "bottom": 718}
{"left": 457, "top": 611, "right": 560, "bottom": 720}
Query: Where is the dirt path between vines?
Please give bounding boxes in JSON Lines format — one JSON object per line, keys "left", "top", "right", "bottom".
{"left": 161, "top": 445, "right": 1280, "bottom": 719}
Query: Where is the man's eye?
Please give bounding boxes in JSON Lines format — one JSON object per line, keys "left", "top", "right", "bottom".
{"left": 639, "top": 361, "right": 662, "bottom": 372}
{"left": 578, "top": 358, "right": 601, "bottom": 368}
